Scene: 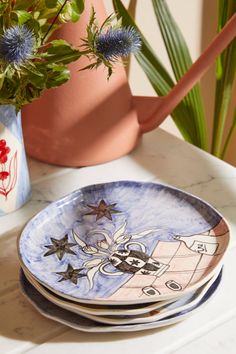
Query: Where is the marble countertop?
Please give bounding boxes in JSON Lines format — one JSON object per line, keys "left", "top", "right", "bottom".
{"left": 1, "top": 128, "right": 236, "bottom": 354}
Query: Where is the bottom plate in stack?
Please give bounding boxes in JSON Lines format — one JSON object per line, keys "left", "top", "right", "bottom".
{"left": 20, "top": 268, "right": 223, "bottom": 333}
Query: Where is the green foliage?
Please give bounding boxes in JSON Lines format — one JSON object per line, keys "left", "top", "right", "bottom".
{"left": 113, "top": 0, "right": 236, "bottom": 159}
{"left": 212, "top": 0, "right": 236, "bottom": 158}
{"left": 152, "top": 0, "right": 207, "bottom": 151}
{"left": 0, "top": 0, "right": 84, "bottom": 110}
{"left": 0, "top": 2, "right": 136, "bottom": 110}
{"left": 42, "top": 40, "right": 81, "bottom": 64}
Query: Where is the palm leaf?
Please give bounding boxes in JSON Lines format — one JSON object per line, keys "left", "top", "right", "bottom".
{"left": 152, "top": 0, "right": 207, "bottom": 150}
{"left": 113, "top": 0, "right": 201, "bottom": 145}
{"left": 211, "top": 0, "right": 236, "bottom": 157}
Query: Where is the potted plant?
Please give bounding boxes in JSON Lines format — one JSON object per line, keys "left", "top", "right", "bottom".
{"left": 0, "top": 0, "right": 141, "bottom": 214}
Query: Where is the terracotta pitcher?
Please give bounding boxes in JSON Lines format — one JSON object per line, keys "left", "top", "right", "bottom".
{"left": 22, "top": 1, "right": 236, "bottom": 167}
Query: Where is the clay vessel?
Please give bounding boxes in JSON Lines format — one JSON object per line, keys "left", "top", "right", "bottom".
{"left": 22, "top": 2, "right": 236, "bottom": 167}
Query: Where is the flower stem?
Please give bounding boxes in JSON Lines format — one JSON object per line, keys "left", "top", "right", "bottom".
{"left": 41, "top": 0, "right": 69, "bottom": 44}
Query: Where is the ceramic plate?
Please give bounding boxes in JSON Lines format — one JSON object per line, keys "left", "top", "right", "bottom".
{"left": 18, "top": 181, "right": 229, "bottom": 304}
{"left": 20, "top": 269, "right": 222, "bottom": 333}
{"left": 23, "top": 267, "right": 221, "bottom": 325}
{"left": 23, "top": 268, "right": 177, "bottom": 316}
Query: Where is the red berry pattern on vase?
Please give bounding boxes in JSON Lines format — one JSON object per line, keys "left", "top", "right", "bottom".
{"left": 0, "top": 139, "right": 18, "bottom": 199}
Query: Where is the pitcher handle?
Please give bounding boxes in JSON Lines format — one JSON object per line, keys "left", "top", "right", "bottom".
{"left": 139, "top": 13, "right": 236, "bottom": 133}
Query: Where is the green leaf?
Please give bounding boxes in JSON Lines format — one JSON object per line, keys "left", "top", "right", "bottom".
{"left": 48, "top": 39, "right": 68, "bottom": 46}
{"left": 43, "top": 39, "right": 81, "bottom": 64}
{"left": 24, "top": 18, "right": 41, "bottom": 37}
{"left": 46, "top": 64, "right": 70, "bottom": 88}
{"left": 20, "top": 84, "right": 42, "bottom": 108}
{"left": 14, "top": 0, "right": 35, "bottom": 10}
{"left": 58, "top": 0, "right": 84, "bottom": 23}
{"left": 0, "top": 71, "right": 20, "bottom": 105}
{"left": 45, "top": 0, "right": 60, "bottom": 9}
{"left": 113, "top": 0, "right": 199, "bottom": 144}
{"left": 24, "top": 64, "right": 46, "bottom": 89}
{"left": 12, "top": 10, "right": 32, "bottom": 25}
{"left": 70, "top": 0, "right": 85, "bottom": 22}
{"left": 152, "top": 0, "right": 207, "bottom": 150}
{"left": 58, "top": 2, "right": 72, "bottom": 22}
{"left": 74, "top": 0, "right": 84, "bottom": 14}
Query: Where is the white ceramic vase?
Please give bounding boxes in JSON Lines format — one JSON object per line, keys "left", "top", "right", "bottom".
{"left": 0, "top": 104, "right": 31, "bottom": 215}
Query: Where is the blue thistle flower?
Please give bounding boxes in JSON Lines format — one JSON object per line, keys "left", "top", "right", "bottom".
{"left": 0, "top": 25, "right": 35, "bottom": 65}
{"left": 95, "top": 27, "right": 141, "bottom": 61}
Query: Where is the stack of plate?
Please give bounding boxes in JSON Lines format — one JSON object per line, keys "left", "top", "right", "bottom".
{"left": 17, "top": 181, "right": 230, "bottom": 333}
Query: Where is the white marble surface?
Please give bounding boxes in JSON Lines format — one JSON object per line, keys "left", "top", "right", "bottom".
{"left": 0, "top": 128, "right": 236, "bottom": 353}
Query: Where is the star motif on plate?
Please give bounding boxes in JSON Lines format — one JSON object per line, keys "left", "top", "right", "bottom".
{"left": 85, "top": 199, "right": 121, "bottom": 220}
{"left": 44, "top": 235, "right": 77, "bottom": 261}
{"left": 56, "top": 264, "right": 86, "bottom": 284}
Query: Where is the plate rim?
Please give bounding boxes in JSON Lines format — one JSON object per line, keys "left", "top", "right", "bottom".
{"left": 19, "top": 268, "right": 223, "bottom": 333}
{"left": 22, "top": 267, "right": 178, "bottom": 316}
{"left": 22, "top": 267, "right": 222, "bottom": 325}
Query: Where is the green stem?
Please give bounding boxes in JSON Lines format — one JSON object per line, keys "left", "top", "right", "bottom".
{"left": 221, "top": 108, "right": 236, "bottom": 159}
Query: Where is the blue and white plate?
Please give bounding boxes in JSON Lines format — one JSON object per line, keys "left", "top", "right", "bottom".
{"left": 20, "top": 268, "right": 223, "bottom": 332}
{"left": 18, "top": 181, "right": 230, "bottom": 304}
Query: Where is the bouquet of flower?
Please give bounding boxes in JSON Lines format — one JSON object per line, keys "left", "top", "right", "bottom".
{"left": 0, "top": 0, "right": 141, "bottom": 111}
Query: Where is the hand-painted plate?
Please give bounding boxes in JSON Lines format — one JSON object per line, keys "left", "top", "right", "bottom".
{"left": 22, "top": 267, "right": 220, "bottom": 325}
{"left": 18, "top": 181, "right": 230, "bottom": 304}
{"left": 20, "top": 269, "right": 222, "bottom": 332}
{"left": 23, "top": 268, "right": 178, "bottom": 316}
